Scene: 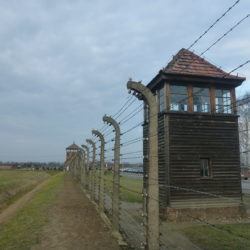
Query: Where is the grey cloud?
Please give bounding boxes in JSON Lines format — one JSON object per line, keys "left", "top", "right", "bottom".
{"left": 0, "top": 0, "right": 249, "bottom": 162}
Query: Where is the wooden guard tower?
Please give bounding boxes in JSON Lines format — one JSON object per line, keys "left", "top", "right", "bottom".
{"left": 144, "top": 48, "right": 246, "bottom": 219}
{"left": 65, "top": 142, "right": 80, "bottom": 170}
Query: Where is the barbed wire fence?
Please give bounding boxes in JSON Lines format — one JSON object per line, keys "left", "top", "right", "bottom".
{"left": 117, "top": 98, "right": 145, "bottom": 249}
{"left": 65, "top": 65, "right": 250, "bottom": 249}
{"left": 68, "top": 77, "right": 250, "bottom": 247}
{"left": 62, "top": 4, "right": 250, "bottom": 246}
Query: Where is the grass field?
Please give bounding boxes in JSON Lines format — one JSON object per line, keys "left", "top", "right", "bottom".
{"left": 103, "top": 172, "right": 143, "bottom": 203}
{"left": 84, "top": 171, "right": 250, "bottom": 249}
{"left": 182, "top": 222, "right": 250, "bottom": 250}
{"left": 0, "top": 172, "right": 64, "bottom": 250}
{"left": 180, "top": 195, "right": 250, "bottom": 250}
{"left": 0, "top": 170, "right": 51, "bottom": 212}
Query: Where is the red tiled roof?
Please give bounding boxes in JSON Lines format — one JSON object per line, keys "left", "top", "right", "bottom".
{"left": 162, "top": 48, "right": 244, "bottom": 80}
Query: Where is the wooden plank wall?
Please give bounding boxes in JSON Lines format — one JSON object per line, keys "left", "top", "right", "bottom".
{"left": 168, "top": 113, "right": 242, "bottom": 203}
{"left": 158, "top": 114, "right": 168, "bottom": 208}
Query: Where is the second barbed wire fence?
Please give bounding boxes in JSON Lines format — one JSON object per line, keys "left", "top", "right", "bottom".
{"left": 86, "top": 139, "right": 96, "bottom": 201}
{"left": 81, "top": 144, "right": 90, "bottom": 190}
{"left": 80, "top": 148, "right": 86, "bottom": 187}
{"left": 103, "top": 115, "right": 121, "bottom": 233}
{"left": 92, "top": 129, "right": 105, "bottom": 213}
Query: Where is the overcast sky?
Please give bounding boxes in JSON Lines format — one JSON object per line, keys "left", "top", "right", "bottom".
{"left": 0, "top": 0, "right": 249, "bottom": 162}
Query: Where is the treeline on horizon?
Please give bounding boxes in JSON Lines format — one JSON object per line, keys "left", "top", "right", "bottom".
{"left": 0, "top": 161, "right": 64, "bottom": 170}
{"left": 0, "top": 161, "right": 142, "bottom": 169}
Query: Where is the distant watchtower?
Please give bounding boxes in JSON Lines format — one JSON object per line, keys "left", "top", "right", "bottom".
{"left": 144, "top": 48, "right": 246, "bottom": 219}
{"left": 65, "top": 142, "right": 80, "bottom": 170}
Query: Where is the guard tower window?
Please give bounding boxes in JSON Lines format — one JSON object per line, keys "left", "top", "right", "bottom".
{"left": 193, "top": 87, "right": 210, "bottom": 113}
{"left": 158, "top": 87, "right": 165, "bottom": 112}
{"left": 215, "top": 89, "right": 232, "bottom": 114}
{"left": 170, "top": 85, "right": 188, "bottom": 111}
{"left": 200, "top": 158, "right": 211, "bottom": 178}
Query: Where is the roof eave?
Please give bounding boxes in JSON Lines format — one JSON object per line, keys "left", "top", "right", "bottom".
{"left": 147, "top": 70, "right": 165, "bottom": 90}
{"left": 147, "top": 71, "right": 246, "bottom": 90}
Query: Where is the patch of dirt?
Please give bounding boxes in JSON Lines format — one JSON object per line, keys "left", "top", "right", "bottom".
{"left": 32, "top": 174, "right": 120, "bottom": 250}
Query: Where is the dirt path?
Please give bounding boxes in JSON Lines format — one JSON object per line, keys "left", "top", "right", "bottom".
{"left": 32, "top": 174, "right": 120, "bottom": 250}
{"left": 0, "top": 178, "right": 50, "bottom": 224}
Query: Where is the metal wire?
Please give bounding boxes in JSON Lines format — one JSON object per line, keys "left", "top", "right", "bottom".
{"left": 122, "top": 137, "right": 144, "bottom": 146}
{"left": 112, "top": 95, "right": 134, "bottom": 119}
{"left": 119, "top": 104, "right": 144, "bottom": 125}
{"left": 121, "top": 156, "right": 143, "bottom": 160}
{"left": 113, "top": 96, "right": 136, "bottom": 120}
{"left": 187, "top": 0, "right": 241, "bottom": 50}
{"left": 200, "top": 14, "right": 250, "bottom": 56}
{"left": 121, "top": 122, "right": 144, "bottom": 136}
{"left": 122, "top": 150, "right": 143, "bottom": 156}
{"left": 225, "top": 59, "right": 250, "bottom": 76}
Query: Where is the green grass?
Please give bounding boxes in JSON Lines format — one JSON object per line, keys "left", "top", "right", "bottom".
{"left": 180, "top": 195, "right": 250, "bottom": 250}
{"left": 103, "top": 172, "right": 143, "bottom": 203}
{"left": 0, "top": 172, "right": 64, "bottom": 250}
{"left": 182, "top": 223, "right": 250, "bottom": 250}
{"left": 0, "top": 170, "right": 50, "bottom": 211}
{"left": 45, "top": 170, "right": 63, "bottom": 176}
{"left": 243, "top": 194, "right": 250, "bottom": 208}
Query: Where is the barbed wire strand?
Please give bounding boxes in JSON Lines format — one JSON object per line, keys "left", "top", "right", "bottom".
{"left": 187, "top": 0, "right": 241, "bottom": 50}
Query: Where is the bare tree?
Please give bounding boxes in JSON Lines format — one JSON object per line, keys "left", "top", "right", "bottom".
{"left": 238, "top": 92, "right": 250, "bottom": 168}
